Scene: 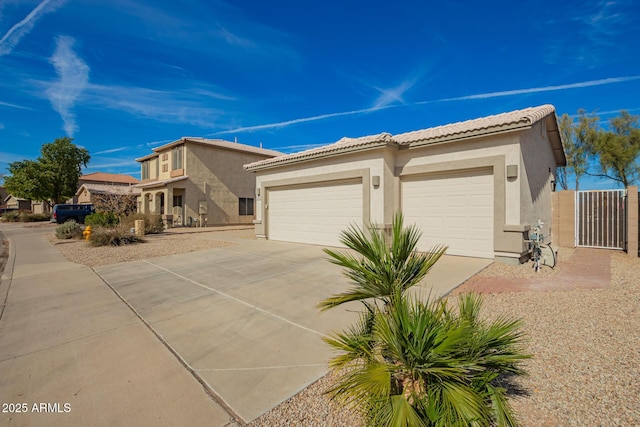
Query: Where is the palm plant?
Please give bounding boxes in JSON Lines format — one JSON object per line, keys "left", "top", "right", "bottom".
{"left": 320, "top": 215, "right": 530, "bottom": 427}
{"left": 319, "top": 213, "right": 447, "bottom": 312}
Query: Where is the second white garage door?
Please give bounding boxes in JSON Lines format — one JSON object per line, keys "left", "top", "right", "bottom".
{"left": 402, "top": 169, "right": 494, "bottom": 258}
{"left": 267, "top": 179, "right": 363, "bottom": 247}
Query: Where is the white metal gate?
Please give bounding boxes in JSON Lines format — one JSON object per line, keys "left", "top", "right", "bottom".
{"left": 575, "top": 189, "right": 626, "bottom": 250}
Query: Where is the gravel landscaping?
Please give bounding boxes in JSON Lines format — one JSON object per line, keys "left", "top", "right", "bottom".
{"left": 47, "top": 227, "right": 256, "bottom": 267}
{"left": 250, "top": 251, "right": 640, "bottom": 427}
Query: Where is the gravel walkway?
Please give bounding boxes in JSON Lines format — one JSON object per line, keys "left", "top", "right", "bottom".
{"left": 250, "top": 251, "right": 640, "bottom": 427}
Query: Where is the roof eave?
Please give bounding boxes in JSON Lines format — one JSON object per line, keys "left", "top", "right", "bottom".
{"left": 135, "top": 153, "right": 160, "bottom": 162}
{"left": 135, "top": 175, "right": 189, "bottom": 189}
{"left": 245, "top": 140, "right": 393, "bottom": 172}
{"left": 545, "top": 115, "right": 567, "bottom": 166}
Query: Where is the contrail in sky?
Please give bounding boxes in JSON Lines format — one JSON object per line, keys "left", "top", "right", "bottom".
{"left": 214, "top": 75, "right": 640, "bottom": 135}
{"left": 0, "top": 0, "right": 68, "bottom": 56}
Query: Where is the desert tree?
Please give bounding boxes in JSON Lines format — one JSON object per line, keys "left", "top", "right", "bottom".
{"left": 590, "top": 110, "right": 640, "bottom": 188}
{"left": 558, "top": 110, "right": 599, "bottom": 190}
{"left": 4, "top": 137, "right": 90, "bottom": 206}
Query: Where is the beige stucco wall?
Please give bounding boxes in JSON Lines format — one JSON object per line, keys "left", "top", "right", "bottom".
{"left": 77, "top": 188, "right": 92, "bottom": 204}
{"left": 519, "top": 121, "right": 558, "bottom": 242}
{"left": 31, "top": 202, "right": 51, "bottom": 214}
{"left": 182, "top": 144, "right": 268, "bottom": 225}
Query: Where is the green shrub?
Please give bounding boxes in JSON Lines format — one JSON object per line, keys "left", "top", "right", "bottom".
{"left": 1, "top": 211, "right": 51, "bottom": 222}
{"left": 320, "top": 215, "right": 530, "bottom": 426}
{"left": 1, "top": 211, "right": 20, "bottom": 222}
{"left": 88, "top": 225, "right": 145, "bottom": 246}
{"left": 55, "top": 220, "right": 83, "bottom": 239}
{"left": 19, "top": 212, "right": 51, "bottom": 222}
{"left": 85, "top": 211, "right": 119, "bottom": 227}
{"left": 123, "top": 213, "right": 164, "bottom": 234}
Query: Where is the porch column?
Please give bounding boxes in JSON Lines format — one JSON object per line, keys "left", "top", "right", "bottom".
{"left": 164, "top": 187, "right": 174, "bottom": 228}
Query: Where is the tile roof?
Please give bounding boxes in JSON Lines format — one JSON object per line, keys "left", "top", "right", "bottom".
{"left": 136, "top": 137, "right": 282, "bottom": 162}
{"left": 245, "top": 105, "right": 562, "bottom": 171}
{"left": 80, "top": 172, "right": 139, "bottom": 184}
{"left": 244, "top": 133, "right": 394, "bottom": 170}
{"left": 76, "top": 183, "right": 141, "bottom": 196}
{"left": 393, "top": 104, "right": 557, "bottom": 145}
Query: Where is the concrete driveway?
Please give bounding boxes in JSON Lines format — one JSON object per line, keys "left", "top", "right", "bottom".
{"left": 94, "top": 231, "right": 491, "bottom": 424}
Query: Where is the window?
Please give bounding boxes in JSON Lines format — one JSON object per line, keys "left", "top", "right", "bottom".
{"left": 141, "top": 161, "right": 150, "bottom": 180}
{"left": 239, "top": 198, "right": 254, "bottom": 216}
{"left": 172, "top": 146, "right": 183, "bottom": 170}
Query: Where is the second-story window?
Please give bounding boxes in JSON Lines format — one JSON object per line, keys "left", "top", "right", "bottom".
{"left": 141, "top": 161, "right": 150, "bottom": 180}
{"left": 172, "top": 146, "right": 183, "bottom": 170}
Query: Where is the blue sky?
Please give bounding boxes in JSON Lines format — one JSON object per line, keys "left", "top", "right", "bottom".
{"left": 1, "top": 0, "right": 639, "bottom": 189}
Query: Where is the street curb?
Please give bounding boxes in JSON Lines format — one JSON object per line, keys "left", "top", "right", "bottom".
{"left": 0, "top": 231, "right": 17, "bottom": 322}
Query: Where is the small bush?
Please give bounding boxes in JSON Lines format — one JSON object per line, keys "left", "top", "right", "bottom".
{"left": 123, "top": 213, "right": 164, "bottom": 234}
{"left": 19, "top": 212, "right": 51, "bottom": 222}
{"left": 1, "top": 211, "right": 20, "bottom": 222}
{"left": 89, "top": 225, "right": 145, "bottom": 246}
{"left": 85, "top": 211, "right": 119, "bottom": 227}
{"left": 56, "top": 220, "right": 83, "bottom": 239}
{"left": 1, "top": 211, "right": 51, "bottom": 222}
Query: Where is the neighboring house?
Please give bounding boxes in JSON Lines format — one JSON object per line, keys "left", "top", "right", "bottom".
{"left": 135, "top": 137, "right": 281, "bottom": 227}
{"left": 0, "top": 187, "right": 8, "bottom": 212}
{"left": 79, "top": 172, "right": 139, "bottom": 186}
{"left": 31, "top": 201, "right": 52, "bottom": 214}
{"left": 3, "top": 194, "right": 31, "bottom": 211}
{"left": 76, "top": 183, "right": 141, "bottom": 210}
{"left": 71, "top": 172, "right": 140, "bottom": 205}
{"left": 245, "top": 104, "right": 567, "bottom": 264}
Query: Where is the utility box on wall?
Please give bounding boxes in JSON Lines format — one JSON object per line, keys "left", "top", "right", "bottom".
{"left": 198, "top": 200, "right": 207, "bottom": 215}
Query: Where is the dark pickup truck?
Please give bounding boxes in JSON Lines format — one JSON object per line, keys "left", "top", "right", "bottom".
{"left": 50, "top": 204, "right": 94, "bottom": 224}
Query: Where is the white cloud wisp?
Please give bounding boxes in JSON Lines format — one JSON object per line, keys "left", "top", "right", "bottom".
{"left": 45, "top": 35, "right": 89, "bottom": 137}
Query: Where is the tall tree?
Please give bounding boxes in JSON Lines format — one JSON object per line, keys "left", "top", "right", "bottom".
{"left": 4, "top": 137, "right": 90, "bottom": 206}
{"left": 591, "top": 111, "right": 640, "bottom": 188}
{"left": 558, "top": 110, "right": 599, "bottom": 190}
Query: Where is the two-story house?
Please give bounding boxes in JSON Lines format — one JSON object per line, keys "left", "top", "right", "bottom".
{"left": 136, "top": 137, "right": 281, "bottom": 227}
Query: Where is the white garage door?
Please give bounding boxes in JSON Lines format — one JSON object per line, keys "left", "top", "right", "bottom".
{"left": 402, "top": 169, "right": 494, "bottom": 258}
{"left": 267, "top": 180, "right": 363, "bottom": 247}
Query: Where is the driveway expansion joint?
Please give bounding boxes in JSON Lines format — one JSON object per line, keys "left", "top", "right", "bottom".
{"left": 142, "top": 259, "right": 327, "bottom": 338}
{"left": 92, "top": 266, "right": 247, "bottom": 426}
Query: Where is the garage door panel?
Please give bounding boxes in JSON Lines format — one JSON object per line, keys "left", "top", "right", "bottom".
{"left": 402, "top": 169, "right": 494, "bottom": 258}
{"left": 268, "top": 181, "right": 363, "bottom": 247}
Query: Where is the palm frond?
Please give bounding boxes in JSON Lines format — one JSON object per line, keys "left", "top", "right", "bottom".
{"left": 320, "top": 214, "right": 446, "bottom": 311}
{"left": 486, "top": 383, "right": 518, "bottom": 427}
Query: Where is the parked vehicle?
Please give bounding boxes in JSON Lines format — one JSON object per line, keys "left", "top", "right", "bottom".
{"left": 50, "top": 204, "right": 94, "bottom": 224}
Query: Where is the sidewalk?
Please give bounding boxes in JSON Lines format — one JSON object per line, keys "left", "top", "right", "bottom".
{"left": 0, "top": 224, "right": 238, "bottom": 427}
